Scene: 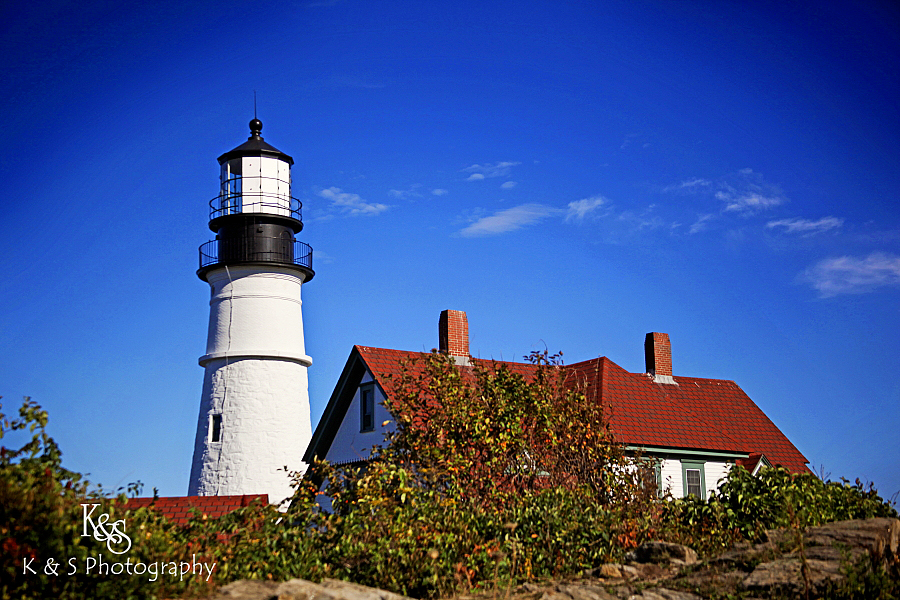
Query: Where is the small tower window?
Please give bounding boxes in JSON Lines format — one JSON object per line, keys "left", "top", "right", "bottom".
{"left": 210, "top": 414, "right": 222, "bottom": 443}
{"left": 360, "top": 384, "right": 375, "bottom": 432}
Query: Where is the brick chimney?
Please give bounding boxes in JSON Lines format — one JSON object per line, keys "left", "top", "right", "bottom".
{"left": 439, "top": 310, "right": 470, "bottom": 365}
{"left": 645, "top": 332, "right": 677, "bottom": 385}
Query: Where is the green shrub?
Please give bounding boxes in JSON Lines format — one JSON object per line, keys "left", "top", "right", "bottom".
{"left": 661, "top": 464, "right": 898, "bottom": 556}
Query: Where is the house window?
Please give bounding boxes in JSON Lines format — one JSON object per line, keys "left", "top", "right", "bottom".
{"left": 681, "top": 460, "right": 706, "bottom": 499}
{"left": 685, "top": 470, "right": 702, "bottom": 496}
{"left": 210, "top": 414, "right": 222, "bottom": 443}
{"left": 638, "top": 458, "right": 663, "bottom": 496}
{"left": 360, "top": 384, "right": 375, "bottom": 432}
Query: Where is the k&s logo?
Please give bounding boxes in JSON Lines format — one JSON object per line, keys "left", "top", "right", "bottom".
{"left": 81, "top": 503, "right": 132, "bottom": 555}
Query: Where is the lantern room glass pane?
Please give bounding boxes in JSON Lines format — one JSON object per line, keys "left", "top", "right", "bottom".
{"left": 221, "top": 160, "right": 242, "bottom": 215}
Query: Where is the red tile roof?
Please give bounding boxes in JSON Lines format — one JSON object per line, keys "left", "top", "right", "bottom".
{"left": 121, "top": 494, "right": 268, "bottom": 526}
{"left": 354, "top": 346, "right": 809, "bottom": 474}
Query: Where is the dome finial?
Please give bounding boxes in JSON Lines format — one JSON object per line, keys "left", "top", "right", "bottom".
{"left": 249, "top": 117, "right": 263, "bottom": 139}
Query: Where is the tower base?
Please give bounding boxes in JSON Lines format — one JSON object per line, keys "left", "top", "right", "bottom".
{"left": 188, "top": 357, "right": 312, "bottom": 505}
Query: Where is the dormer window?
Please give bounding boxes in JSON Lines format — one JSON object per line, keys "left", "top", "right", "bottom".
{"left": 360, "top": 384, "right": 375, "bottom": 432}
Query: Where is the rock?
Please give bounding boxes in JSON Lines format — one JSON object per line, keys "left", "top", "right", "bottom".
{"left": 207, "top": 578, "right": 416, "bottom": 600}
{"left": 619, "top": 565, "right": 641, "bottom": 579}
{"left": 678, "top": 563, "right": 746, "bottom": 594}
{"left": 597, "top": 564, "right": 622, "bottom": 579}
{"left": 804, "top": 517, "right": 900, "bottom": 562}
{"left": 623, "top": 562, "right": 669, "bottom": 582}
{"left": 742, "top": 557, "right": 844, "bottom": 596}
{"left": 555, "top": 583, "right": 618, "bottom": 600}
{"left": 611, "top": 585, "right": 633, "bottom": 599}
{"left": 629, "top": 542, "right": 698, "bottom": 566}
{"left": 319, "top": 579, "right": 413, "bottom": 600}
{"left": 627, "top": 589, "right": 701, "bottom": 600}
{"left": 739, "top": 517, "right": 900, "bottom": 597}
{"left": 708, "top": 540, "right": 776, "bottom": 570}
{"left": 207, "top": 580, "right": 280, "bottom": 600}
{"left": 801, "top": 544, "right": 846, "bottom": 562}
{"left": 275, "top": 580, "right": 343, "bottom": 600}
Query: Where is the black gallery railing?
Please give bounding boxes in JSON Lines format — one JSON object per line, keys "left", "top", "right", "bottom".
{"left": 209, "top": 191, "right": 302, "bottom": 222}
{"left": 199, "top": 238, "right": 313, "bottom": 270}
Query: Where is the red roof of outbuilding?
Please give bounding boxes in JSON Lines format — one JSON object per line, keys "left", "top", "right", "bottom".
{"left": 121, "top": 494, "right": 268, "bottom": 526}
{"left": 353, "top": 346, "right": 809, "bottom": 474}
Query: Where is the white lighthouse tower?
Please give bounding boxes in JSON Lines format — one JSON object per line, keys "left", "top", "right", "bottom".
{"left": 189, "top": 118, "right": 314, "bottom": 505}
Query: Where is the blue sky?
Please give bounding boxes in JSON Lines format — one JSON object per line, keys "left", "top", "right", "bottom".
{"left": 1, "top": 0, "right": 898, "bottom": 500}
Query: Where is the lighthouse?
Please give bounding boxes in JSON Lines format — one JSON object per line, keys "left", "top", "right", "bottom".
{"left": 188, "top": 118, "right": 314, "bottom": 505}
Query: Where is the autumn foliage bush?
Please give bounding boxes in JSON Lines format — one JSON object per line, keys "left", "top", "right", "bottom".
{"left": 298, "top": 350, "right": 663, "bottom": 596}
{"left": 1, "top": 351, "right": 896, "bottom": 599}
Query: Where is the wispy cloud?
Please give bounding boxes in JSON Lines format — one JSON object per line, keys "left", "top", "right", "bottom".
{"left": 617, "top": 205, "right": 663, "bottom": 232}
{"left": 565, "top": 195, "right": 607, "bottom": 222}
{"left": 661, "top": 178, "right": 711, "bottom": 193}
{"left": 716, "top": 190, "right": 784, "bottom": 214}
{"left": 388, "top": 184, "right": 423, "bottom": 200}
{"left": 767, "top": 216, "right": 844, "bottom": 235}
{"left": 318, "top": 187, "right": 389, "bottom": 217}
{"left": 802, "top": 252, "right": 900, "bottom": 297}
{"left": 431, "top": 188, "right": 448, "bottom": 196}
{"left": 715, "top": 169, "right": 786, "bottom": 215}
{"left": 500, "top": 181, "right": 517, "bottom": 189}
{"left": 459, "top": 203, "right": 557, "bottom": 237}
{"left": 689, "top": 213, "right": 714, "bottom": 234}
{"left": 661, "top": 169, "right": 785, "bottom": 217}
{"left": 461, "top": 161, "right": 521, "bottom": 181}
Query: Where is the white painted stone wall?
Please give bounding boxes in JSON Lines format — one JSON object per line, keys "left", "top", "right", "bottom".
{"left": 323, "top": 369, "right": 394, "bottom": 465}
{"left": 200, "top": 266, "right": 311, "bottom": 366}
{"left": 189, "top": 264, "right": 312, "bottom": 505}
{"left": 189, "top": 358, "right": 311, "bottom": 504}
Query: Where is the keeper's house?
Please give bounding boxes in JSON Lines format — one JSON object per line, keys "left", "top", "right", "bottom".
{"left": 304, "top": 310, "right": 809, "bottom": 499}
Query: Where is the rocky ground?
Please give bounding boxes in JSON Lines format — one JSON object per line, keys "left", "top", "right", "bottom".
{"left": 205, "top": 517, "right": 899, "bottom": 600}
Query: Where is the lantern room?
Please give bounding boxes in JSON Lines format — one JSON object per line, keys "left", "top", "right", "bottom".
{"left": 198, "top": 118, "right": 313, "bottom": 283}
{"left": 210, "top": 118, "right": 299, "bottom": 224}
